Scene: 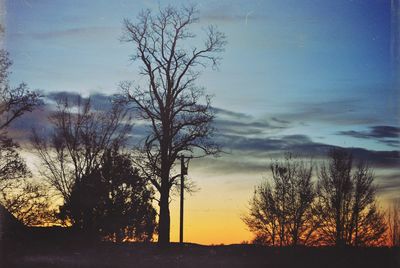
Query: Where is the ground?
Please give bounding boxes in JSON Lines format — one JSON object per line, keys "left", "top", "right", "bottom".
{"left": 1, "top": 240, "right": 399, "bottom": 268}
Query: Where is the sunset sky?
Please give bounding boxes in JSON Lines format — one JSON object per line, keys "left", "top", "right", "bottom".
{"left": 2, "top": 0, "right": 399, "bottom": 244}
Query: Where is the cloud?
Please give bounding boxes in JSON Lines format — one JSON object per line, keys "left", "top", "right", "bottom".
{"left": 213, "top": 119, "right": 287, "bottom": 137}
{"left": 212, "top": 106, "right": 290, "bottom": 137}
{"left": 275, "top": 99, "right": 385, "bottom": 126}
{"left": 191, "top": 155, "right": 267, "bottom": 176}
{"left": 339, "top": 126, "right": 400, "bottom": 139}
{"left": 6, "top": 91, "right": 117, "bottom": 143}
{"left": 4, "top": 91, "right": 399, "bottom": 200}
{"left": 271, "top": 117, "right": 290, "bottom": 125}
{"left": 218, "top": 134, "right": 313, "bottom": 152}
{"left": 210, "top": 107, "right": 252, "bottom": 121}
{"left": 5, "top": 91, "right": 399, "bottom": 171}
{"left": 377, "top": 172, "right": 400, "bottom": 191}
{"left": 338, "top": 126, "right": 400, "bottom": 147}
{"left": 46, "top": 91, "right": 114, "bottom": 111}
{"left": 7, "top": 105, "right": 52, "bottom": 143}
{"left": 375, "top": 171, "right": 400, "bottom": 200}
{"left": 349, "top": 148, "right": 399, "bottom": 168}
{"left": 216, "top": 133, "right": 399, "bottom": 168}
{"left": 46, "top": 91, "right": 83, "bottom": 102}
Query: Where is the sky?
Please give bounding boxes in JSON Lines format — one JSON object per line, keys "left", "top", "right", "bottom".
{"left": 1, "top": 0, "right": 400, "bottom": 244}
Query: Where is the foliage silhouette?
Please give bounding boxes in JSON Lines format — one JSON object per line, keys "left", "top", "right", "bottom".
{"left": 59, "top": 147, "right": 156, "bottom": 242}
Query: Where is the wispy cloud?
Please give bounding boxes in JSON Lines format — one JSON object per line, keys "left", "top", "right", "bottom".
{"left": 8, "top": 91, "right": 117, "bottom": 143}
{"left": 46, "top": 91, "right": 114, "bottom": 110}
{"left": 338, "top": 126, "right": 400, "bottom": 147}
{"left": 8, "top": 91, "right": 400, "bottom": 170}
{"left": 214, "top": 119, "right": 288, "bottom": 137}
{"left": 216, "top": 133, "right": 399, "bottom": 168}
{"left": 273, "top": 98, "right": 393, "bottom": 126}
{"left": 212, "top": 106, "right": 290, "bottom": 137}
{"left": 377, "top": 172, "right": 400, "bottom": 190}
{"left": 210, "top": 107, "right": 252, "bottom": 120}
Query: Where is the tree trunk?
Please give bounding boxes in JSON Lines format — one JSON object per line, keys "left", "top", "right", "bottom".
{"left": 158, "top": 185, "right": 170, "bottom": 246}
{"left": 158, "top": 147, "right": 171, "bottom": 246}
{"left": 158, "top": 119, "right": 171, "bottom": 246}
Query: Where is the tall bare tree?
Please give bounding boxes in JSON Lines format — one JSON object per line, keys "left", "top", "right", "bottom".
{"left": 120, "top": 5, "right": 226, "bottom": 245}
{"left": 31, "top": 96, "right": 132, "bottom": 213}
{"left": 243, "top": 154, "right": 317, "bottom": 246}
{"left": 315, "top": 148, "right": 386, "bottom": 246}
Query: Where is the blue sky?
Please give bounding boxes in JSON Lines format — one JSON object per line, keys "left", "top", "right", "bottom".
{"left": 2, "top": 0, "right": 399, "bottom": 244}
{"left": 5, "top": 0, "right": 398, "bottom": 149}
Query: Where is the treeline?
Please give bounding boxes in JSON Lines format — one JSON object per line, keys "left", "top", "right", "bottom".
{"left": 243, "top": 150, "right": 400, "bottom": 247}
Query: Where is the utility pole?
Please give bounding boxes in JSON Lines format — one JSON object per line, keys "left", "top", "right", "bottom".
{"left": 179, "top": 154, "right": 186, "bottom": 244}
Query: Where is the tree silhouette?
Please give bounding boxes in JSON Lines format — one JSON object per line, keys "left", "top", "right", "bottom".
{"left": 0, "top": 49, "right": 40, "bottom": 180}
{"left": 60, "top": 147, "right": 156, "bottom": 242}
{"left": 0, "top": 50, "right": 42, "bottom": 131}
{"left": 1, "top": 180, "right": 54, "bottom": 226}
{"left": 31, "top": 96, "right": 132, "bottom": 224}
{"left": 243, "top": 154, "right": 316, "bottom": 246}
{"left": 314, "top": 148, "right": 386, "bottom": 246}
{"left": 120, "top": 5, "right": 226, "bottom": 245}
{"left": 0, "top": 48, "right": 47, "bottom": 225}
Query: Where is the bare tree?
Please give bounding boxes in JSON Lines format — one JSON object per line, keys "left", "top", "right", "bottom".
{"left": 315, "top": 148, "right": 353, "bottom": 246}
{"left": 120, "top": 5, "right": 226, "bottom": 245}
{"left": 0, "top": 137, "right": 29, "bottom": 188}
{"left": 0, "top": 48, "right": 44, "bottom": 225}
{"left": 31, "top": 96, "right": 132, "bottom": 215}
{"left": 387, "top": 198, "right": 400, "bottom": 247}
{"left": 243, "top": 182, "right": 278, "bottom": 246}
{"left": 243, "top": 154, "right": 316, "bottom": 246}
{"left": 1, "top": 180, "right": 55, "bottom": 226}
{"left": 315, "top": 148, "right": 386, "bottom": 246}
{"left": 0, "top": 49, "right": 41, "bottom": 180}
{"left": 0, "top": 136, "right": 53, "bottom": 226}
{"left": 0, "top": 50, "right": 42, "bottom": 131}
